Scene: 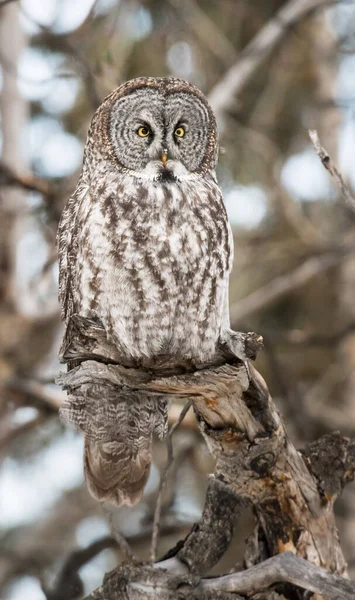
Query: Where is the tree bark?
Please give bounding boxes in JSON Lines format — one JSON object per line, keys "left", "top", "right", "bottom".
{"left": 57, "top": 315, "right": 355, "bottom": 600}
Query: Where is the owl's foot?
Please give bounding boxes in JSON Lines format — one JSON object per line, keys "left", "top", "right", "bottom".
{"left": 219, "top": 329, "right": 263, "bottom": 362}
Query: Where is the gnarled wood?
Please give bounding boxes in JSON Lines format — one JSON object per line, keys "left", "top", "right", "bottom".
{"left": 59, "top": 314, "right": 355, "bottom": 599}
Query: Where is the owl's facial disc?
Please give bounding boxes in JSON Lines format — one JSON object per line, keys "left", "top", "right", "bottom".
{"left": 108, "top": 87, "right": 216, "bottom": 180}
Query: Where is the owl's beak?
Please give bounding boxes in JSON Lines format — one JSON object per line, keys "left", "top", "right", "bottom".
{"left": 161, "top": 149, "right": 168, "bottom": 166}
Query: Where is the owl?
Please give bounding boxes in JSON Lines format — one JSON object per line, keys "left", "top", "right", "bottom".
{"left": 57, "top": 77, "right": 235, "bottom": 507}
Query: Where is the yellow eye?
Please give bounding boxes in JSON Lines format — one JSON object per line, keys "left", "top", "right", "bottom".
{"left": 137, "top": 126, "right": 150, "bottom": 137}
{"left": 174, "top": 126, "right": 185, "bottom": 138}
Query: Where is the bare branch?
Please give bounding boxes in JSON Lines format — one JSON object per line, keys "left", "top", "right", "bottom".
{"left": 157, "top": 477, "right": 244, "bottom": 576}
{"left": 0, "top": 412, "right": 47, "bottom": 454}
{"left": 150, "top": 401, "right": 192, "bottom": 562}
{"left": 199, "top": 552, "right": 355, "bottom": 599}
{"left": 309, "top": 128, "right": 355, "bottom": 212}
{"left": 62, "top": 319, "right": 354, "bottom": 599}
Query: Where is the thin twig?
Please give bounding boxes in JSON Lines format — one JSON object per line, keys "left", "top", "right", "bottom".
{"left": 103, "top": 507, "right": 137, "bottom": 563}
{"left": 111, "top": 530, "right": 136, "bottom": 562}
{"left": 309, "top": 128, "right": 355, "bottom": 212}
{"left": 265, "top": 322, "right": 355, "bottom": 347}
{"left": 150, "top": 401, "right": 192, "bottom": 562}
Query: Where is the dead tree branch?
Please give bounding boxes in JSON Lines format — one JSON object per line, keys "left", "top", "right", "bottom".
{"left": 7, "top": 377, "right": 65, "bottom": 411}
{"left": 58, "top": 315, "right": 355, "bottom": 599}
{"left": 83, "top": 552, "right": 355, "bottom": 600}
{"left": 198, "top": 552, "right": 355, "bottom": 598}
{"left": 309, "top": 128, "right": 355, "bottom": 212}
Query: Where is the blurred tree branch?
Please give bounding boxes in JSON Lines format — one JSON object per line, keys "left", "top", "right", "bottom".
{"left": 230, "top": 250, "right": 348, "bottom": 324}
{"left": 0, "top": 161, "right": 55, "bottom": 198}
{"left": 168, "top": 0, "right": 238, "bottom": 67}
{"left": 44, "top": 537, "right": 118, "bottom": 600}
{"left": 309, "top": 128, "right": 355, "bottom": 212}
{"left": 208, "top": 0, "right": 338, "bottom": 120}
{"left": 0, "top": 0, "right": 18, "bottom": 7}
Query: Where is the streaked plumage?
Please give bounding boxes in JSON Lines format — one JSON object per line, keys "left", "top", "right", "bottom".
{"left": 58, "top": 77, "right": 233, "bottom": 506}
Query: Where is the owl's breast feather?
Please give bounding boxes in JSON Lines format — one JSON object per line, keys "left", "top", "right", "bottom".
{"left": 78, "top": 176, "right": 232, "bottom": 365}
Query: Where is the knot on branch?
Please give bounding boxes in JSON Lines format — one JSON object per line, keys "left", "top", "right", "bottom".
{"left": 249, "top": 451, "right": 276, "bottom": 476}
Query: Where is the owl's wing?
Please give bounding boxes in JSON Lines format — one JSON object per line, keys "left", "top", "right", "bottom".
{"left": 57, "top": 177, "right": 90, "bottom": 322}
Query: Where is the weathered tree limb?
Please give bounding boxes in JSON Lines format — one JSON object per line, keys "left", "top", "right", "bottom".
{"left": 200, "top": 552, "right": 355, "bottom": 598}
{"left": 7, "top": 377, "right": 65, "bottom": 410}
{"left": 58, "top": 314, "right": 355, "bottom": 599}
{"left": 157, "top": 477, "right": 245, "bottom": 576}
{"left": 303, "top": 431, "right": 355, "bottom": 498}
{"left": 84, "top": 551, "right": 355, "bottom": 600}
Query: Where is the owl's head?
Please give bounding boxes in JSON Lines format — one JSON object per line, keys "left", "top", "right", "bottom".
{"left": 86, "top": 77, "right": 218, "bottom": 181}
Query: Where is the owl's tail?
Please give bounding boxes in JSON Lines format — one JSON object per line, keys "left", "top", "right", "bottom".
{"left": 59, "top": 370, "right": 168, "bottom": 507}
{"left": 84, "top": 436, "right": 152, "bottom": 506}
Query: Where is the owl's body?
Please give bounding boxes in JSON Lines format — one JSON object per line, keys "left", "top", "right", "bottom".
{"left": 60, "top": 169, "right": 232, "bottom": 368}
{"left": 58, "top": 77, "right": 233, "bottom": 506}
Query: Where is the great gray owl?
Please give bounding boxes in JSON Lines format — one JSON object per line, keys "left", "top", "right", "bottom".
{"left": 58, "top": 76, "right": 236, "bottom": 507}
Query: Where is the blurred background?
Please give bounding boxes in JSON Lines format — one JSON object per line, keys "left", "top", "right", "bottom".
{"left": 1, "top": 0, "right": 355, "bottom": 598}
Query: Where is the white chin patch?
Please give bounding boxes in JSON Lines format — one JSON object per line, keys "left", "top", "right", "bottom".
{"left": 135, "top": 160, "right": 194, "bottom": 182}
